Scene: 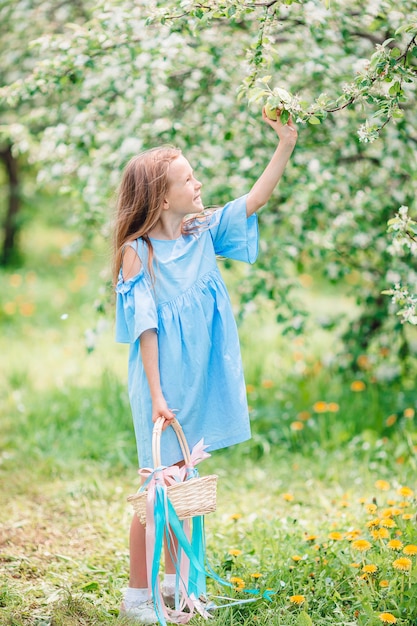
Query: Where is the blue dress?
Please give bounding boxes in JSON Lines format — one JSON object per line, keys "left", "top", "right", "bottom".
{"left": 115, "top": 195, "right": 258, "bottom": 467}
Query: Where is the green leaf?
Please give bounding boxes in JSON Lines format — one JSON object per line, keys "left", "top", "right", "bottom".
{"left": 280, "top": 109, "right": 290, "bottom": 124}
{"left": 390, "top": 47, "right": 401, "bottom": 59}
{"left": 392, "top": 109, "right": 404, "bottom": 119}
{"left": 81, "top": 581, "right": 100, "bottom": 591}
{"left": 389, "top": 81, "right": 402, "bottom": 96}
{"left": 297, "top": 611, "right": 313, "bottom": 626}
{"left": 308, "top": 116, "right": 321, "bottom": 124}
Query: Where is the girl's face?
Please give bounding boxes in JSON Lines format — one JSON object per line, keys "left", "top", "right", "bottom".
{"left": 164, "top": 155, "right": 203, "bottom": 216}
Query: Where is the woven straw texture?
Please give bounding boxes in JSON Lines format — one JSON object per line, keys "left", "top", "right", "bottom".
{"left": 128, "top": 418, "right": 217, "bottom": 525}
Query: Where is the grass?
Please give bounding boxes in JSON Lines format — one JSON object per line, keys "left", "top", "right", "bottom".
{"left": 1, "top": 219, "right": 417, "bottom": 625}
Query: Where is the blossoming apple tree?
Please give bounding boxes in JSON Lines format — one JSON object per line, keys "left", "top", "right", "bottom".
{"left": 1, "top": 0, "right": 416, "bottom": 377}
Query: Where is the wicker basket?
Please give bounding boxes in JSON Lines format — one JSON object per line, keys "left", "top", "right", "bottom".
{"left": 128, "top": 417, "right": 218, "bottom": 525}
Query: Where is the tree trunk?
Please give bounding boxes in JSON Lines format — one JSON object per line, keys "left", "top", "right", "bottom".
{"left": 1, "top": 144, "right": 20, "bottom": 266}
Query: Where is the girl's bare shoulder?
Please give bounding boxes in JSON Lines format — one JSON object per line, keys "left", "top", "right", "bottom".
{"left": 121, "top": 242, "right": 142, "bottom": 280}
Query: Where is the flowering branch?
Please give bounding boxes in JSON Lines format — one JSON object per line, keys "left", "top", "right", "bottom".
{"left": 383, "top": 206, "right": 417, "bottom": 325}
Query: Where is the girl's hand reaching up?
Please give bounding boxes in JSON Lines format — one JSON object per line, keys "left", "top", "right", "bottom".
{"left": 246, "top": 108, "right": 298, "bottom": 216}
{"left": 262, "top": 107, "right": 298, "bottom": 146}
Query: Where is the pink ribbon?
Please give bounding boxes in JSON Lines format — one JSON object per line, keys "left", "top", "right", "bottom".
{"left": 139, "top": 464, "right": 183, "bottom": 486}
{"left": 138, "top": 439, "right": 211, "bottom": 484}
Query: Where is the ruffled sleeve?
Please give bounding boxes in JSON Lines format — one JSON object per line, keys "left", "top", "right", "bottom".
{"left": 208, "top": 194, "right": 258, "bottom": 264}
{"left": 115, "top": 270, "right": 158, "bottom": 344}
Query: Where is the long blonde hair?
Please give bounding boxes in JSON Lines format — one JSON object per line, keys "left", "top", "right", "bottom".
{"left": 112, "top": 146, "right": 182, "bottom": 286}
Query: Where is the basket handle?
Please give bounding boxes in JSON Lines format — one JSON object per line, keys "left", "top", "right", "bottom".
{"left": 152, "top": 417, "right": 191, "bottom": 467}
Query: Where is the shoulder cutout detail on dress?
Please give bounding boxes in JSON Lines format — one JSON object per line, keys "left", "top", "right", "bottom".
{"left": 122, "top": 243, "right": 142, "bottom": 281}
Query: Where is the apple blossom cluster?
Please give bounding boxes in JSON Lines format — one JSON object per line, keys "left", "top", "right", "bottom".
{"left": 384, "top": 206, "right": 417, "bottom": 324}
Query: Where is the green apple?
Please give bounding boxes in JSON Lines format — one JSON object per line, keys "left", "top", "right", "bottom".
{"left": 265, "top": 103, "right": 278, "bottom": 120}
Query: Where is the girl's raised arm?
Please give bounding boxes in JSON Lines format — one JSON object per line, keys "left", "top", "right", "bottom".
{"left": 246, "top": 109, "right": 298, "bottom": 217}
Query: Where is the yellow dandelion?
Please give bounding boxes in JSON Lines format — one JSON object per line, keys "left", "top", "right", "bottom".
{"left": 304, "top": 534, "right": 318, "bottom": 542}
{"left": 312, "top": 401, "right": 328, "bottom": 413}
{"left": 366, "top": 518, "right": 380, "bottom": 528}
{"left": 352, "top": 539, "right": 372, "bottom": 552}
{"left": 371, "top": 528, "right": 389, "bottom": 540}
{"left": 350, "top": 562, "right": 361, "bottom": 568}
{"left": 327, "top": 402, "right": 340, "bottom": 412}
{"left": 358, "top": 497, "right": 367, "bottom": 504}
{"left": 261, "top": 379, "right": 274, "bottom": 389}
{"left": 328, "top": 532, "right": 344, "bottom": 541}
{"left": 397, "top": 486, "right": 414, "bottom": 498}
{"left": 375, "top": 480, "right": 390, "bottom": 491}
{"left": 298, "top": 273, "right": 313, "bottom": 288}
{"left": 385, "top": 414, "right": 397, "bottom": 427}
{"left": 229, "top": 513, "right": 242, "bottom": 521}
{"left": 297, "top": 410, "right": 311, "bottom": 421}
{"left": 345, "top": 530, "right": 362, "bottom": 541}
{"left": 403, "top": 545, "right": 417, "bottom": 556}
{"left": 362, "top": 564, "right": 378, "bottom": 574}
{"left": 250, "top": 572, "right": 262, "bottom": 579}
{"left": 9, "top": 273, "right": 22, "bottom": 287}
{"left": 290, "top": 421, "right": 304, "bottom": 431}
{"left": 3, "top": 302, "right": 17, "bottom": 315}
{"left": 351, "top": 380, "right": 366, "bottom": 392}
{"left": 387, "top": 539, "right": 403, "bottom": 551}
{"left": 340, "top": 500, "right": 349, "bottom": 508}
{"left": 246, "top": 384, "right": 255, "bottom": 393}
{"left": 282, "top": 493, "right": 294, "bottom": 502}
{"left": 402, "top": 513, "right": 413, "bottom": 520}
{"left": 366, "top": 503, "right": 378, "bottom": 514}
{"left": 379, "top": 579, "right": 389, "bottom": 588}
{"left": 289, "top": 595, "right": 305, "bottom": 605}
{"left": 392, "top": 557, "right": 412, "bottom": 572}
{"left": 378, "top": 612, "right": 397, "bottom": 624}
{"left": 357, "top": 354, "right": 371, "bottom": 369}
{"left": 404, "top": 407, "right": 415, "bottom": 419}
{"left": 293, "top": 350, "right": 304, "bottom": 361}
{"left": 381, "top": 507, "right": 401, "bottom": 518}
{"left": 291, "top": 555, "right": 302, "bottom": 562}
{"left": 230, "top": 576, "right": 244, "bottom": 585}
{"left": 228, "top": 549, "right": 242, "bottom": 557}
{"left": 20, "top": 302, "right": 35, "bottom": 316}
{"left": 398, "top": 501, "right": 410, "bottom": 508}
{"left": 379, "top": 518, "right": 396, "bottom": 528}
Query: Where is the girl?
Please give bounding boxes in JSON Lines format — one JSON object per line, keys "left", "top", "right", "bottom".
{"left": 114, "top": 108, "right": 297, "bottom": 624}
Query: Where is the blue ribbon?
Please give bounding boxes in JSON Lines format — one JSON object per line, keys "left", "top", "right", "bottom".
{"left": 145, "top": 470, "right": 274, "bottom": 625}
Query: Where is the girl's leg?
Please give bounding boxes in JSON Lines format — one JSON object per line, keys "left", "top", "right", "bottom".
{"left": 129, "top": 513, "right": 147, "bottom": 587}
{"left": 121, "top": 515, "right": 158, "bottom": 623}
